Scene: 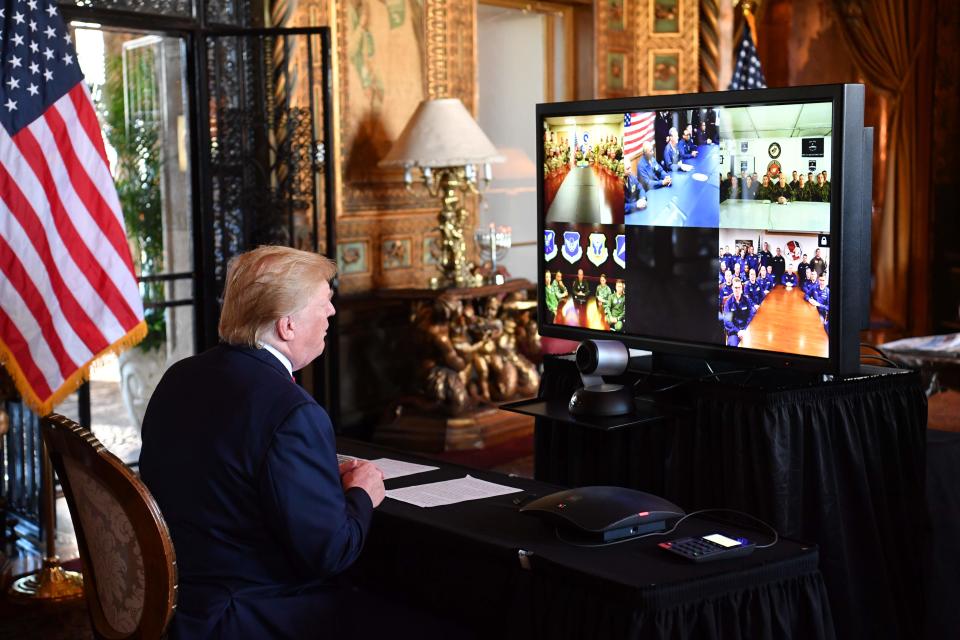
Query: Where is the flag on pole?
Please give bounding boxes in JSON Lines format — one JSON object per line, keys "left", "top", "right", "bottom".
{"left": 0, "top": 0, "right": 146, "bottom": 415}
{"left": 623, "top": 111, "right": 655, "bottom": 160}
{"left": 728, "top": 23, "right": 767, "bottom": 90}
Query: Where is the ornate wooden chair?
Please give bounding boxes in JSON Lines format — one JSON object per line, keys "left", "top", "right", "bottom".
{"left": 41, "top": 413, "right": 177, "bottom": 639}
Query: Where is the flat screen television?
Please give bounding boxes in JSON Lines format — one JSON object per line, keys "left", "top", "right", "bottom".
{"left": 537, "top": 84, "right": 871, "bottom": 375}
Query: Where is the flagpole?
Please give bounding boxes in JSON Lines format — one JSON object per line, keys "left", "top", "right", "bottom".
{"left": 8, "top": 438, "right": 83, "bottom": 601}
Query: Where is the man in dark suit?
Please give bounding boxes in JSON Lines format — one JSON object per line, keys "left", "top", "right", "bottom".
{"left": 140, "top": 246, "right": 386, "bottom": 639}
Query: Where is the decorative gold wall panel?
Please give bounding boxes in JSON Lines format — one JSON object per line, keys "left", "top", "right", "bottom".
{"left": 597, "top": 0, "right": 699, "bottom": 97}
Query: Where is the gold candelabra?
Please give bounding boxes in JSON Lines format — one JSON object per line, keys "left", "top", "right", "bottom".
{"left": 409, "top": 165, "right": 489, "bottom": 288}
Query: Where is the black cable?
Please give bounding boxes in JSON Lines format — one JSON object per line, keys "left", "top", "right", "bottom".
{"left": 860, "top": 353, "right": 900, "bottom": 368}
{"left": 859, "top": 342, "right": 886, "bottom": 356}
{"left": 647, "top": 366, "right": 772, "bottom": 394}
{"left": 554, "top": 507, "right": 779, "bottom": 549}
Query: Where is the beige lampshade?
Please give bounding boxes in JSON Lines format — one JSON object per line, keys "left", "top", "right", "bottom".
{"left": 380, "top": 98, "right": 505, "bottom": 168}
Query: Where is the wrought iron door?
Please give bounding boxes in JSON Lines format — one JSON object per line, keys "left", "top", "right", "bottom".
{"left": 199, "top": 27, "right": 338, "bottom": 417}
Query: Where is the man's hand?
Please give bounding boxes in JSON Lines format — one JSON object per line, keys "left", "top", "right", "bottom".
{"left": 638, "top": 197, "right": 647, "bottom": 209}
{"left": 662, "top": 176, "right": 672, "bottom": 186}
{"left": 341, "top": 460, "right": 386, "bottom": 507}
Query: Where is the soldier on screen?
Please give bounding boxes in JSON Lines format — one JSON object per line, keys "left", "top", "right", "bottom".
{"left": 797, "top": 253, "right": 810, "bottom": 286}
{"left": 808, "top": 273, "right": 830, "bottom": 334}
{"left": 595, "top": 273, "right": 613, "bottom": 313}
{"left": 605, "top": 280, "right": 626, "bottom": 332}
{"left": 722, "top": 278, "right": 754, "bottom": 347}
{"left": 758, "top": 242, "right": 772, "bottom": 269}
{"left": 623, "top": 160, "right": 648, "bottom": 213}
{"left": 572, "top": 269, "right": 590, "bottom": 306}
{"left": 771, "top": 247, "right": 786, "bottom": 280}
{"left": 744, "top": 269, "right": 765, "bottom": 308}
{"left": 810, "top": 248, "right": 828, "bottom": 276}
{"left": 544, "top": 270, "right": 559, "bottom": 318}
{"left": 782, "top": 267, "right": 798, "bottom": 288}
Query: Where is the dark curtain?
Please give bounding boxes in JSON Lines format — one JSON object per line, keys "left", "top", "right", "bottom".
{"left": 830, "top": 0, "right": 937, "bottom": 333}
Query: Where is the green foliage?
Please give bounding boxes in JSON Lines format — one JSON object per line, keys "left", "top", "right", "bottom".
{"left": 100, "top": 51, "right": 165, "bottom": 352}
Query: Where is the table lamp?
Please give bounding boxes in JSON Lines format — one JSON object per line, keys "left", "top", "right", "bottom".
{"left": 380, "top": 98, "right": 504, "bottom": 288}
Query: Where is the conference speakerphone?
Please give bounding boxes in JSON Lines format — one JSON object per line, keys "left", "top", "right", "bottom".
{"left": 520, "top": 485, "right": 685, "bottom": 543}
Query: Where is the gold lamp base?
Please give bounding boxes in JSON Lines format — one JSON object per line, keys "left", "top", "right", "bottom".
{"left": 8, "top": 556, "right": 84, "bottom": 601}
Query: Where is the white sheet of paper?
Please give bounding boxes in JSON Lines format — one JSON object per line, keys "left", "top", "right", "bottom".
{"left": 385, "top": 475, "right": 522, "bottom": 508}
{"left": 369, "top": 458, "right": 438, "bottom": 480}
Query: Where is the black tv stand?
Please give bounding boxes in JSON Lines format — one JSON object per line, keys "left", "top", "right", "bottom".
{"left": 518, "top": 353, "right": 924, "bottom": 640}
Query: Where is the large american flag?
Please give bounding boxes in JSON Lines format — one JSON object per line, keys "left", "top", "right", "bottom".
{"left": 0, "top": 0, "right": 145, "bottom": 414}
{"left": 623, "top": 111, "right": 655, "bottom": 160}
{"left": 728, "top": 23, "right": 766, "bottom": 90}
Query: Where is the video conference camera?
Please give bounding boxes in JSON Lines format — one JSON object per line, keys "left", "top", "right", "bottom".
{"left": 568, "top": 340, "right": 648, "bottom": 417}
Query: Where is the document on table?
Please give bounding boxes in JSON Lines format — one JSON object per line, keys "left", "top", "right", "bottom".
{"left": 369, "top": 458, "right": 438, "bottom": 480}
{"left": 385, "top": 475, "right": 522, "bottom": 508}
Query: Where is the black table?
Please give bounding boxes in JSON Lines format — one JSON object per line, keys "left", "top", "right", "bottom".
{"left": 341, "top": 439, "right": 834, "bottom": 639}
{"left": 626, "top": 144, "right": 720, "bottom": 227}
{"left": 530, "top": 355, "right": 927, "bottom": 640}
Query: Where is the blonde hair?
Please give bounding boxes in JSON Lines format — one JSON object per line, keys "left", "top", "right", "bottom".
{"left": 218, "top": 245, "right": 337, "bottom": 347}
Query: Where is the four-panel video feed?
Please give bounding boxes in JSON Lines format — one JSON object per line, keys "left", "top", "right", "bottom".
{"left": 542, "top": 101, "right": 833, "bottom": 357}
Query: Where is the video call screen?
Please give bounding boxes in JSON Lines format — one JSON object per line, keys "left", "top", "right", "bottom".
{"left": 540, "top": 101, "right": 833, "bottom": 359}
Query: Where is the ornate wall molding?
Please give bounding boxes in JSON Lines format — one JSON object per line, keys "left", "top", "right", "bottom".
{"left": 597, "top": 0, "right": 699, "bottom": 97}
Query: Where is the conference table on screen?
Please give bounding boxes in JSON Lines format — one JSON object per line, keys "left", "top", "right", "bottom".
{"left": 341, "top": 438, "right": 834, "bottom": 640}
{"left": 625, "top": 144, "right": 720, "bottom": 227}
{"left": 720, "top": 199, "right": 831, "bottom": 232}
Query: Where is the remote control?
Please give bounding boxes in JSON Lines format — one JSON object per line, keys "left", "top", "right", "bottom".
{"left": 659, "top": 533, "right": 755, "bottom": 562}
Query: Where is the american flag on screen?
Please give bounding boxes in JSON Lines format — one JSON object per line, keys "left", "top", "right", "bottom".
{"left": 728, "top": 23, "right": 766, "bottom": 90}
{"left": 0, "top": 0, "right": 145, "bottom": 414}
{"left": 623, "top": 111, "right": 655, "bottom": 160}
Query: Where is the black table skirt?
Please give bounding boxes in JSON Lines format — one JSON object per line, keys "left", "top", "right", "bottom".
{"left": 343, "top": 440, "right": 834, "bottom": 640}
{"left": 534, "top": 356, "right": 926, "bottom": 640}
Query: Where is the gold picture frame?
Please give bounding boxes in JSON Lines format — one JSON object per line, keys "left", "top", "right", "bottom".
{"left": 650, "top": 0, "right": 681, "bottom": 35}
{"left": 648, "top": 49, "right": 681, "bottom": 94}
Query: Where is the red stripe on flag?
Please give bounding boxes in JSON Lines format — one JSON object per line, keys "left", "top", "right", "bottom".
{"left": 0, "top": 163, "right": 110, "bottom": 354}
{"left": 10, "top": 127, "right": 140, "bottom": 331}
{"left": 68, "top": 85, "right": 110, "bottom": 167}
{"left": 0, "top": 305, "right": 53, "bottom": 401}
{"left": 0, "top": 235, "right": 76, "bottom": 378}
{"left": 44, "top": 105, "right": 135, "bottom": 277}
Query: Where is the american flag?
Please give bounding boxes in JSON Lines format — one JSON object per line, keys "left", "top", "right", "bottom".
{"left": 623, "top": 111, "right": 655, "bottom": 160}
{"left": 0, "top": 0, "right": 145, "bottom": 414}
{"left": 728, "top": 23, "right": 766, "bottom": 90}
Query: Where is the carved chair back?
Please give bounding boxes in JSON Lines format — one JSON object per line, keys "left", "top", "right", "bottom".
{"left": 42, "top": 413, "right": 177, "bottom": 640}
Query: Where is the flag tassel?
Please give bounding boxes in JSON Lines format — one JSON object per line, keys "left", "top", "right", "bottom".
{"left": 0, "top": 320, "right": 148, "bottom": 416}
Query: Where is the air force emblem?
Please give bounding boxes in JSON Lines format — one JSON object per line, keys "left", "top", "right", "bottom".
{"left": 544, "top": 230, "right": 558, "bottom": 262}
{"left": 587, "top": 233, "right": 608, "bottom": 267}
{"left": 614, "top": 234, "right": 626, "bottom": 269}
{"left": 562, "top": 230, "right": 582, "bottom": 264}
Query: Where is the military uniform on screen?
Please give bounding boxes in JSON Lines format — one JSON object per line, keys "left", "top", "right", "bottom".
{"left": 722, "top": 294, "right": 754, "bottom": 347}
{"left": 756, "top": 183, "right": 776, "bottom": 201}
{"left": 797, "top": 260, "right": 810, "bottom": 286}
{"left": 624, "top": 172, "right": 647, "bottom": 213}
{"left": 605, "top": 292, "right": 626, "bottom": 332}
{"left": 544, "top": 282, "right": 560, "bottom": 316}
{"left": 572, "top": 279, "right": 590, "bottom": 305}
{"left": 554, "top": 279, "right": 568, "bottom": 300}
{"left": 744, "top": 280, "right": 765, "bottom": 306}
{"left": 595, "top": 283, "right": 612, "bottom": 310}
{"left": 810, "top": 256, "right": 827, "bottom": 276}
{"left": 817, "top": 183, "right": 830, "bottom": 202}
{"left": 811, "top": 285, "right": 830, "bottom": 334}
{"left": 771, "top": 255, "right": 786, "bottom": 280}
{"left": 638, "top": 156, "right": 669, "bottom": 188}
